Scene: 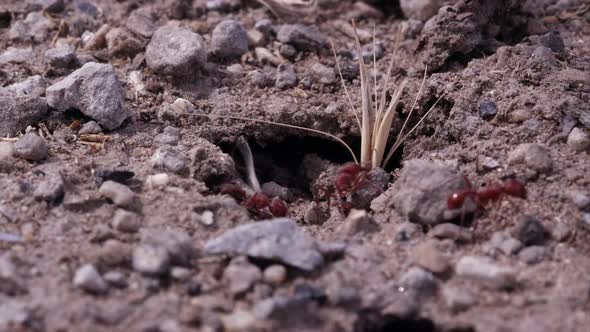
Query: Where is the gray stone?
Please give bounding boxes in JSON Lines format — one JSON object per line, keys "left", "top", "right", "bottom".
{"left": 552, "top": 222, "right": 572, "bottom": 242}
{"left": 277, "top": 24, "right": 326, "bottom": 51}
{"left": 351, "top": 167, "right": 390, "bottom": 209}
{"left": 211, "top": 20, "right": 248, "bottom": 58}
{"left": 567, "top": 190, "right": 590, "bottom": 210}
{"left": 132, "top": 244, "right": 171, "bottom": 276}
{"left": 250, "top": 69, "right": 273, "bottom": 88}
{"left": 170, "top": 267, "right": 192, "bottom": 281}
{"left": 413, "top": 240, "right": 450, "bottom": 274}
{"left": 223, "top": 257, "right": 262, "bottom": 295}
{"left": 385, "top": 159, "right": 471, "bottom": 226}
{"left": 0, "top": 47, "right": 34, "bottom": 65}
{"left": 145, "top": 26, "right": 206, "bottom": 76}
{"left": 8, "top": 12, "right": 53, "bottom": 42}
{"left": 279, "top": 43, "right": 297, "bottom": 59}
{"left": 0, "top": 254, "right": 27, "bottom": 295}
{"left": 275, "top": 63, "right": 297, "bottom": 89}
{"left": 0, "top": 142, "right": 16, "bottom": 172}
{"left": 360, "top": 42, "right": 385, "bottom": 63}
{"left": 46, "top": 62, "right": 130, "bottom": 130}
{"left": 140, "top": 228, "right": 195, "bottom": 266}
{"left": 154, "top": 126, "right": 180, "bottom": 146}
{"left": 103, "top": 271, "right": 127, "bottom": 288}
{"left": 78, "top": 121, "right": 102, "bottom": 134}
{"left": 455, "top": 256, "right": 517, "bottom": 290}
{"left": 311, "top": 63, "right": 335, "bottom": 85}
{"left": 255, "top": 19, "right": 274, "bottom": 36}
{"left": 105, "top": 27, "right": 145, "bottom": 58}
{"left": 151, "top": 147, "right": 188, "bottom": 173}
{"left": 338, "top": 209, "right": 379, "bottom": 236}
{"left": 73, "top": 264, "right": 108, "bottom": 294}
{"left": 263, "top": 265, "right": 287, "bottom": 285}
{"left": 206, "top": 0, "right": 241, "bottom": 12}
{"left": 44, "top": 46, "right": 78, "bottom": 69}
{"left": 34, "top": 174, "right": 64, "bottom": 201}
{"left": 0, "top": 88, "right": 48, "bottom": 137}
{"left": 303, "top": 203, "right": 326, "bottom": 225}
{"left": 14, "top": 133, "right": 48, "bottom": 161}
{"left": 485, "top": 232, "right": 523, "bottom": 256}
{"left": 518, "top": 245, "right": 549, "bottom": 265}
{"left": 400, "top": 0, "right": 442, "bottom": 21}
{"left": 567, "top": 128, "right": 590, "bottom": 152}
{"left": 204, "top": 218, "right": 326, "bottom": 271}
{"left": 479, "top": 100, "right": 498, "bottom": 121}
{"left": 513, "top": 215, "right": 547, "bottom": 246}
{"left": 399, "top": 267, "right": 438, "bottom": 296}
{"left": 30, "top": 0, "right": 65, "bottom": 13}
{"left": 400, "top": 19, "right": 424, "bottom": 39}
{"left": 112, "top": 209, "right": 141, "bottom": 233}
{"left": 99, "top": 181, "right": 135, "bottom": 207}
{"left": 540, "top": 31, "right": 565, "bottom": 52}
{"left": 6, "top": 75, "right": 46, "bottom": 97}
{"left": 508, "top": 143, "right": 553, "bottom": 173}
{"left": 126, "top": 8, "right": 157, "bottom": 38}
{"left": 428, "top": 223, "right": 473, "bottom": 243}
{"left": 442, "top": 286, "right": 475, "bottom": 313}
{"left": 0, "top": 303, "right": 34, "bottom": 331}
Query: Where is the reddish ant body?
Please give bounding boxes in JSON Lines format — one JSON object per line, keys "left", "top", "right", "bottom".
{"left": 448, "top": 176, "right": 526, "bottom": 210}
{"left": 219, "top": 184, "right": 288, "bottom": 219}
{"left": 313, "top": 162, "right": 373, "bottom": 214}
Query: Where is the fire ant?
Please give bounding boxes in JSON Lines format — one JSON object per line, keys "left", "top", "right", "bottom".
{"left": 448, "top": 176, "right": 526, "bottom": 214}
{"left": 219, "top": 183, "right": 288, "bottom": 219}
{"left": 313, "top": 162, "right": 373, "bottom": 214}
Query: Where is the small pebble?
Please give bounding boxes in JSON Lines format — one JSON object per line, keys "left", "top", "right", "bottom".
{"left": 311, "top": 63, "right": 336, "bottom": 85}
{"left": 507, "top": 143, "right": 552, "bottom": 173}
{"left": 151, "top": 148, "right": 188, "bottom": 174}
{"left": 14, "top": 132, "right": 48, "bottom": 161}
{"left": 442, "top": 286, "right": 476, "bottom": 313}
{"left": 540, "top": 31, "right": 565, "bottom": 52}
{"left": 275, "top": 63, "right": 297, "bottom": 89}
{"left": 479, "top": 100, "right": 498, "bottom": 121}
{"left": 399, "top": 267, "right": 438, "bottom": 296}
{"left": 429, "top": 223, "right": 473, "bottom": 243}
{"left": 97, "top": 239, "right": 132, "bottom": 267}
{"left": 146, "top": 173, "right": 170, "bottom": 189}
{"left": 509, "top": 109, "right": 532, "bottom": 123}
{"left": 223, "top": 257, "right": 262, "bottom": 295}
{"left": 263, "top": 265, "right": 287, "bottom": 285}
{"left": 278, "top": 43, "right": 297, "bottom": 59}
{"left": 210, "top": 20, "right": 248, "bottom": 59}
{"left": 518, "top": 245, "right": 549, "bottom": 265}
{"left": 73, "top": 264, "right": 108, "bottom": 294}
{"left": 78, "top": 121, "right": 102, "bottom": 134}
{"left": 145, "top": 26, "right": 206, "bottom": 76}
{"left": 567, "top": 128, "right": 590, "bottom": 152}
{"left": 276, "top": 24, "right": 325, "bottom": 51}
{"left": 512, "top": 215, "right": 547, "bottom": 246}
{"left": 44, "top": 46, "right": 78, "bottom": 69}
{"left": 171, "top": 267, "right": 192, "bottom": 281}
{"left": 103, "top": 271, "right": 128, "bottom": 288}
{"left": 303, "top": 203, "right": 326, "bottom": 225}
{"left": 413, "top": 240, "right": 451, "bottom": 274}
{"left": 133, "top": 244, "right": 171, "bottom": 276}
{"left": 455, "top": 256, "right": 516, "bottom": 290}
{"left": 99, "top": 181, "right": 135, "bottom": 207}
{"left": 112, "top": 209, "right": 141, "bottom": 233}
{"left": 338, "top": 209, "right": 378, "bottom": 236}
{"left": 552, "top": 222, "right": 572, "bottom": 242}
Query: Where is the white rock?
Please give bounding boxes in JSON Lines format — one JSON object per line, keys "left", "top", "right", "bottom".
{"left": 455, "top": 256, "right": 517, "bottom": 290}
{"left": 73, "top": 264, "right": 108, "bottom": 294}
{"left": 99, "top": 181, "right": 135, "bottom": 207}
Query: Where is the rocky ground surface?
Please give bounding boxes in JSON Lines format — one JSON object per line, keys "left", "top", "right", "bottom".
{"left": 1, "top": 0, "right": 590, "bottom": 331}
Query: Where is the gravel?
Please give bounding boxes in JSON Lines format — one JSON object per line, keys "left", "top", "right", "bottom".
{"left": 479, "top": 99, "right": 498, "bottom": 120}
{"left": 14, "top": 132, "right": 48, "bottom": 161}
{"left": 277, "top": 24, "right": 326, "bottom": 51}
{"left": 204, "top": 218, "right": 329, "bottom": 271}
{"left": 99, "top": 181, "right": 136, "bottom": 207}
{"left": 455, "top": 256, "right": 517, "bottom": 290}
{"left": 132, "top": 244, "right": 171, "bottom": 276}
{"left": 210, "top": 20, "right": 248, "bottom": 59}
{"left": 0, "top": 142, "right": 15, "bottom": 171}
{"left": 223, "top": 256, "right": 262, "bottom": 295}
{"left": 310, "top": 63, "right": 336, "bottom": 85}
{"left": 46, "top": 62, "right": 131, "bottom": 130}
{"left": 33, "top": 173, "right": 65, "bottom": 201}
{"left": 44, "top": 46, "right": 78, "bottom": 69}
{"left": 567, "top": 128, "right": 590, "bottom": 152}
{"left": 512, "top": 215, "right": 547, "bottom": 246}
{"left": 6, "top": 75, "right": 46, "bottom": 97}
{"left": 73, "top": 264, "right": 108, "bottom": 294}
{"left": 518, "top": 245, "right": 549, "bottom": 265}
{"left": 151, "top": 147, "right": 188, "bottom": 174}
{"left": 111, "top": 209, "right": 141, "bottom": 233}
{"left": 78, "top": 121, "right": 102, "bottom": 134}
{"left": 263, "top": 265, "right": 287, "bottom": 285}
{"left": 145, "top": 26, "right": 207, "bottom": 76}
{"left": 0, "top": 87, "right": 48, "bottom": 137}
{"left": 275, "top": 63, "right": 297, "bottom": 89}
{"left": 374, "top": 159, "right": 470, "bottom": 226}
{"left": 508, "top": 143, "right": 553, "bottom": 173}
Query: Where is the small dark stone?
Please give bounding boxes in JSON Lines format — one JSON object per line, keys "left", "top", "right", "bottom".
{"left": 279, "top": 44, "right": 297, "bottom": 60}
{"left": 186, "top": 278, "right": 202, "bottom": 296}
{"left": 479, "top": 100, "right": 498, "bottom": 121}
{"left": 513, "top": 215, "right": 547, "bottom": 246}
{"left": 294, "top": 283, "right": 327, "bottom": 305}
{"left": 540, "top": 31, "right": 565, "bottom": 52}
{"left": 95, "top": 169, "right": 135, "bottom": 185}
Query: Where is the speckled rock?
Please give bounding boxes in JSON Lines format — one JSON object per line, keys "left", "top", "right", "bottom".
{"left": 210, "top": 20, "right": 248, "bottom": 58}
{"left": 0, "top": 87, "right": 48, "bottom": 137}
{"left": 14, "top": 133, "right": 48, "bottom": 161}
{"left": 145, "top": 26, "right": 206, "bottom": 76}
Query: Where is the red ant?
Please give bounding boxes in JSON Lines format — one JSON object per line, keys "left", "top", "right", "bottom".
{"left": 219, "top": 183, "right": 288, "bottom": 219}
{"left": 313, "top": 162, "right": 372, "bottom": 214}
{"left": 448, "top": 176, "right": 526, "bottom": 212}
